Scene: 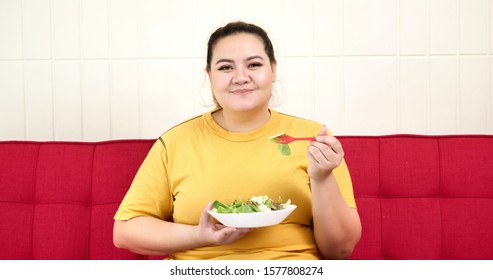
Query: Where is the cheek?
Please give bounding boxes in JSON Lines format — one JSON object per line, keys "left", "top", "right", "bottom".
{"left": 255, "top": 72, "right": 274, "bottom": 86}
{"left": 210, "top": 74, "right": 231, "bottom": 90}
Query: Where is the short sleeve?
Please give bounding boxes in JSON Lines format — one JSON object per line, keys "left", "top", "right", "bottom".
{"left": 114, "top": 139, "right": 174, "bottom": 221}
{"left": 333, "top": 159, "right": 357, "bottom": 208}
{"left": 326, "top": 128, "right": 357, "bottom": 208}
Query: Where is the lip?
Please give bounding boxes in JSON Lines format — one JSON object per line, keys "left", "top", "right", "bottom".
{"left": 231, "top": 89, "right": 254, "bottom": 95}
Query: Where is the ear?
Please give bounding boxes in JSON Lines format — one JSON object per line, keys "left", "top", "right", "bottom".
{"left": 271, "top": 60, "right": 277, "bottom": 82}
{"left": 205, "top": 67, "right": 214, "bottom": 90}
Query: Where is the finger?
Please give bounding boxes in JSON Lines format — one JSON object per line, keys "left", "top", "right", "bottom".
{"left": 221, "top": 227, "right": 237, "bottom": 237}
{"left": 308, "top": 144, "right": 342, "bottom": 168}
{"left": 309, "top": 142, "right": 335, "bottom": 160}
{"left": 215, "top": 224, "right": 227, "bottom": 230}
{"left": 236, "top": 228, "right": 254, "bottom": 234}
{"left": 200, "top": 201, "right": 214, "bottom": 226}
{"left": 328, "top": 137, "right": 343, "bottom": 155}
{"left": 307, "top": 145, "right": 329, "bottom": 166}
{"left": 216, "top": 227, "right": 238, "bottom": 243}
{"left": 203, "top": 201, "right": 213, "bottom": 216}
{"left": 313, "top": 137, "right": 343, "bottom": 155}
{"left": 222, "top": 227, "right": 252, "bottom": 243}
{"left": 318, "top": 126, "right": 328, "bottom": 137}
{"left": 220, "top": 227, "right": 251, "bottom": 236}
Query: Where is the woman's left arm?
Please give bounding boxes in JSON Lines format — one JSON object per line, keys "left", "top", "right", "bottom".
{"left": 307, "top": 127, "right": 362, "bottom": 259}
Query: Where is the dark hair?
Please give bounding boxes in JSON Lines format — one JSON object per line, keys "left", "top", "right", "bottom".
{"left": 206, "top": 21, "right": 276, "bottom": 70}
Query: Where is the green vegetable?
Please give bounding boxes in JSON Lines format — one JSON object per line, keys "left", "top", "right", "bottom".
{"left": 268, "top": 132, "right": 291, "bottom": 156}
{"left": 212, "top": 200, "right": 228, "bottom": 209}
{"left": 267, "top": 133, "right": 285, "bottom": 141}
{"left": 211, "top": 195, "right": 291, "bottom": 214}
{"left": 278, "top": 144, "right": 291, "bottom": 156}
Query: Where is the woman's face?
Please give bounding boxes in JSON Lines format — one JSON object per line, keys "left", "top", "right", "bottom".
{"left": 207, "top": 33, "right": 277, "bottom": 113}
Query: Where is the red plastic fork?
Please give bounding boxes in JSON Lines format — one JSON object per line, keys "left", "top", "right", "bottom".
{"left": 271, "top": 134, "right": 317, "bottom": 144}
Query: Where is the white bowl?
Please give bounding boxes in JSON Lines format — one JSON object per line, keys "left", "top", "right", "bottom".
{"left": 208, "top": 204, "right": 297, "bottom": 228}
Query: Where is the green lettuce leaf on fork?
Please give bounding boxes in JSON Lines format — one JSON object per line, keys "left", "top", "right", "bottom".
{"left": 277, "top": 144, "right": 291, "bottom": 156}
{"left": 267, "top": 132, "right": 291, "bottom": 156}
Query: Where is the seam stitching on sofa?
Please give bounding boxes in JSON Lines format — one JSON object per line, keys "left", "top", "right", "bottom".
{"left": 437, "top": 138, "right": 444, "bottom": 259}
{"left": 87, "top": 144, "right": 96, "bottom": 260}
{"left": 378, "top": 138, "right": 384, "bottom": 259}
{"left": 29, "top": 144, "right": 41, "bottom": 260}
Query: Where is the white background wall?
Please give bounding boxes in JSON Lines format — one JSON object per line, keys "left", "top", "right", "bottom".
{"left": 0, "top": 0, "right": 492, "bottom": 141}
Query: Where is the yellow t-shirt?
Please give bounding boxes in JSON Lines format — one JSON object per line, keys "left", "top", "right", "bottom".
{"left": 114, "top": 109, "right": 356, "bottom": 259}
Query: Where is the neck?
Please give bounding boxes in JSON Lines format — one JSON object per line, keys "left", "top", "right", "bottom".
{"left": 213, "top": 108, "right": 271, "bottom": 133}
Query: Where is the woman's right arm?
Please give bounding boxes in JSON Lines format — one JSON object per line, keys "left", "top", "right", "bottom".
{"left": 113, "top": 202, "right": 252, "bottom": 256}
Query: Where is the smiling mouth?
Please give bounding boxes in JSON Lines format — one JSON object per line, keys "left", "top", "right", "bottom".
{"left": 231, "top": 89, "right": 254, "bottom": 95}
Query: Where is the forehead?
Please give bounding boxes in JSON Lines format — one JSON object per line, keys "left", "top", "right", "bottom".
{"left": 212, "top": 33, "right": 266, "bottom": 60}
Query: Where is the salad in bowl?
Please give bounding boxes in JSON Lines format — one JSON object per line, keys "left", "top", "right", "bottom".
{"left": 208, "top": 195, "right": 297, "bottom": 228}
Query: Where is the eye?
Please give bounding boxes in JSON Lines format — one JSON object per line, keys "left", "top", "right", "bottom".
{"left": 217, "top": 65, "right": 233, "bottom": 71}
{"left": 249, "top": 62, "right": 262, "bottom": 69}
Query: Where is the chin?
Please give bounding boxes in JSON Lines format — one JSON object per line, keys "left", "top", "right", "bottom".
{"left": 230, "top": 104, "right": 267, "bottom": 113}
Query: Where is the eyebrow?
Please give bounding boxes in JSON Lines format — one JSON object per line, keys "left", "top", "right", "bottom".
{"left": 215, "top": 55, "right": 265, "bottom": 65}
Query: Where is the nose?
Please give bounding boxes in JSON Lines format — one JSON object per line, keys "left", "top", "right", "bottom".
{"left": 232, "top": 67, "right": 250, "bottom": 84}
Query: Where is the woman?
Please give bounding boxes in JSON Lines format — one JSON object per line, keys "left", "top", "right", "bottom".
{"left": 113, "top": 21, "right": 361, "bottom": 260}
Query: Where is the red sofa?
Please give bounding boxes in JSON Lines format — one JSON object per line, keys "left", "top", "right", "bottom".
{"left": 1, "top": 135, "right": 492, "bottom": 260}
